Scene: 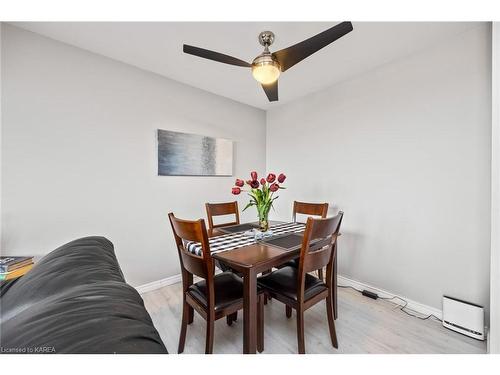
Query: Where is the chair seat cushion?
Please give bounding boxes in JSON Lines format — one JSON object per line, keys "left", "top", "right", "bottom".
{"left": 257, "top": 266, "right": 327, "bottom": 301}
{"left": 279, "top": 258, "right": 299, "bottom": 269}
{"left": 188, "top": 271, "right": 259, "bottom": 311}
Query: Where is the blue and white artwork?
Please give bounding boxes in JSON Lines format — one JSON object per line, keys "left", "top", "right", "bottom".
{"left": 157, "top": 129, "right": 233, "bottom": 176}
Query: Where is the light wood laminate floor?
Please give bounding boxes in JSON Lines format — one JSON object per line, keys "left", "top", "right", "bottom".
{"left": 141, "top": 283, "right": 486, "bottom": 354}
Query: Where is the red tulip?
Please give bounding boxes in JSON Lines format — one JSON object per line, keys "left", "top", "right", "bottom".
{"left": 232, "top": 187, "right": 241, "bottom": 195}
{"left": 251, "top": 171, "right": 258, "bottom": 181}
{"left": 270, "top": 183, "right": 279, "bottom": 192}
{"left": 260, "top": 178, "right": 266, "bottom": 186}
{"left": 278, "top": 173, "right": 286, "bottom": 183}
{"left": 266, "top": 173, "right": 276, "bottom": 183}
{"left": 235, "top": 179, "right": 244, "bottom": 187}
{"left": 250, "top": 180, "right": 259, "bottom": 189}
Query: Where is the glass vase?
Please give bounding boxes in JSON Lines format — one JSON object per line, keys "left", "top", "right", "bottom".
{"left": 258, "top": 206, "right": 271, "bottom": 232}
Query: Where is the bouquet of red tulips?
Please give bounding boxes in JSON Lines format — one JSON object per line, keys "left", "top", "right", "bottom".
{"left": 231, "top": 171, "right": 286, "bottom": 232}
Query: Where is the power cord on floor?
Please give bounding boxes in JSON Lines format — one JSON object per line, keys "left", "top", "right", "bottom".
{"left": 338, "top": 285, "right": 442, "bottom": 322}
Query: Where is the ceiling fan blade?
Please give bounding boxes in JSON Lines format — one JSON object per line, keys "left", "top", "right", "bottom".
{"left": 272, "top": 22, "right": 353, "bottom": 72}
{"left": 183, "top": 44, "right": 251, "bottom": 67}
{"left": 262, "top": 81, "right": 278, "bottom": 102}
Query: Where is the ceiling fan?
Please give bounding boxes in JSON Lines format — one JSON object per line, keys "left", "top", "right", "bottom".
{"left": 183, "top": 22, "right": 353, "bottom": 102}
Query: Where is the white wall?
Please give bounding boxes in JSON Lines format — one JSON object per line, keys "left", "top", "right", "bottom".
{"left": 490, "top": 22, "right": 500, "bottom": 353}
{"left": 0, "top": 24, "right": 266, "bottom": 286}
{"left": 267, "top": 25, "right": 492, "bottom": 315}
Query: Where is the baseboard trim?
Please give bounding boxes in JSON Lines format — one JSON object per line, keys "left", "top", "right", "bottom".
{"left": 135, "top": 271, "right": 442, "bottom": 320}
{"left": 338, "top": 275, "right": 443, "bottom": 320}
{"left": 135, "top": 273, "right": 182, "bottom": 294}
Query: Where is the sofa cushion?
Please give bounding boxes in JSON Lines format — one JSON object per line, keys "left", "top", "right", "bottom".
{"left": 0, "top": 236, "right": 167, "bottom": 354}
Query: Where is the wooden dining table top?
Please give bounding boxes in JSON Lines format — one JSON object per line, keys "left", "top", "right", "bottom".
{"left": 211, "top": 221, "right": 340, "bottom": 271}
{"left": 210, "top": 221, "right": 302, "bottom": 271}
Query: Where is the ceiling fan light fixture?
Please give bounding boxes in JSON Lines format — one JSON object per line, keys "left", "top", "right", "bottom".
{"left": 251, "top": 53, "right": 281, "bottom": 85}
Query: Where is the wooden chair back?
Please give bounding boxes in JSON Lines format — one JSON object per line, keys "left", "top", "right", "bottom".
{"left": 297, "top": 212, "right": 344, "bottom": 294}
{"left": 168, "top": 212, "right": 214, "bottom": 281}
{"left": 205, "top": 201, "right": 240, "bottom": 233}
{"left": 292, "top": 201, "right": 329, "bottom": 222}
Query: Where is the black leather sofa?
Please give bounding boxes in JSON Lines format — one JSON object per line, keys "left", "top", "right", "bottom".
{"left": 0, "top": 236, "right": 168, "bottom": 354}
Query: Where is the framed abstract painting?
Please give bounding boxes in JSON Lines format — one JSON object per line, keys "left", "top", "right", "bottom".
{"left": 157, "top": 129, "right": 233, "bottom": 176}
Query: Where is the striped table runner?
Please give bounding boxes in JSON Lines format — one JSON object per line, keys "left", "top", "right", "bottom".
{"left": 186, "top": 222, "right": 306, "bottom": 256}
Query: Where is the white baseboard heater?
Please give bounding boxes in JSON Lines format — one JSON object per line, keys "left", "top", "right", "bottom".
{"left": 442, "top": 296, "right": 484, "bottom": 340}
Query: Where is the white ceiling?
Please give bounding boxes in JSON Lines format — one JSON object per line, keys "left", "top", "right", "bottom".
{"left": 12, "top": 22, "right": 484, "bottom": 110}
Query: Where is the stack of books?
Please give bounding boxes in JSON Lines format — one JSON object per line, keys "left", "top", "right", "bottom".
{"left": 0, "top": 256, "right": 34, "bottom": 281}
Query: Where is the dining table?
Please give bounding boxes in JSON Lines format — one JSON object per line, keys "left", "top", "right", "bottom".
{"left": 186, "top": 220, "right": 339, "bottom": 354}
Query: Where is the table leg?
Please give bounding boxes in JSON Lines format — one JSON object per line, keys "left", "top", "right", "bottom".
{"left": 333, "top": 242, "right": 338, "bottom": 320}
{"left": 243, "top": 268, "right": 257, "bottom": 354}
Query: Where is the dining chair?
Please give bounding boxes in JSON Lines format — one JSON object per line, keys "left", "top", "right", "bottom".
{"left": 257, "top": 212, "right": 343, "bottom": 354}
{"left": 168, "top": 212, "right": 264, "bottom": 354}
{"left": 205, "top": 201, "right": 240, "bottom": 237}
{"left": 291, "top": 201, "right": 329, "bottom": 280}
{"left": 292, "top": 201, "right": 329, "bottom": 223}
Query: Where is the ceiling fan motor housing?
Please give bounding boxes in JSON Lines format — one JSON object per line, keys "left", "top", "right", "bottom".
{"left": 252, "top": 52, "right": 280, "bottom": 68}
